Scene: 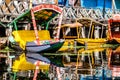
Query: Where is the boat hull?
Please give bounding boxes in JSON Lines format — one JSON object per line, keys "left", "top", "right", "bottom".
{"left": 10, "top": 40, "right": 64, "bottom": 53}
{"left": 26, "top": 40, "right": 64, "bottom": 53}
{"left": 76, "top": 38, "right": 107, "bottom": 46}
{"left": 58, "top": 39, "right": 74, "bottom": 51}
{"left": 107, "top": 38, "right": 120, "bottom": 44}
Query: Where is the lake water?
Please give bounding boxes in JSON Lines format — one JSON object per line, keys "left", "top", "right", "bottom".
{"left": 0, "top": 44, "right": 120, "bottom": 80}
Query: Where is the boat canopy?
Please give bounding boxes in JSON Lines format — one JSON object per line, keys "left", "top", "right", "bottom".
{"left": 8, "top": 4, "right": 63, "bottom": 48}
{"left": 77, "top": 18, "right": 107, "bottom": 27}
{"left": 61, "top": 22, "right": 83, "bottom": 28}
{"left": 9, "top": 4, "right": 62, "bottom": 28}
{"left": 109, "top": 14, "right": 120, "bottom": 22}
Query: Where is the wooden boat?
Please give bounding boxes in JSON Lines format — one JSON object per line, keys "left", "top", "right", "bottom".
{"left": 57, "top": 18, "right": 107, "bottom": 52}
{"left": 108, "top": 46, "right": 120, "bottom": 78}
{"left": 107, "top": 14, "right": 120, "bottom": 43}
{"left": 56, "top": 22, "right": 83, "bottom": 51}
{"left": 75, "top": 18, "right": 107, "bottom": 46}
{"left": 8, "top": 4, "right": 64, "bottom": 53}
{"left": 58, "top": 18, "right": 107, "bottom": 50}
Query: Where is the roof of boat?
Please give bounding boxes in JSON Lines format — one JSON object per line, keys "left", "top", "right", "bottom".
{"left": 9, "top": 4, "right": 62, "bottom": 26}
{"left": 77, "top": 18, "right": 107, "bottom": 27}
{"left": 61, "top": 22, "right": 83, "bottom": 28}
{"left": 109, "top": 14, "right": 120, "bottom": 22}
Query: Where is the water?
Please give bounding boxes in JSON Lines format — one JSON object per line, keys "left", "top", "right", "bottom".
{"left": 0, "top": 44, "right": 120, "bottom": 80}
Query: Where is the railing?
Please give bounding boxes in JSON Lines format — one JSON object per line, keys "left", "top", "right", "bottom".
{"left": 0, "top": 0, "right": 28, "bottom": 22}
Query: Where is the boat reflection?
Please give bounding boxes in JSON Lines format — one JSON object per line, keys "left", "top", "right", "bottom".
{"left": 1, "top": 45, "right": 120, "bottom": 80}
{"left": 12, "top": 52, "right": 50, "bottom": 80}
{"left": 108, "top": 46, "right": 120, "bottom": 79}
{"left": 43, "top": 46, "right": 108, "bottom": 79}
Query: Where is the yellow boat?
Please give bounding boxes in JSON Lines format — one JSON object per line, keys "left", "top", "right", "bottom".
{"left": 58, "top": 18, "right": 107, "bottom": 51}
{"left": 57, "top": 22, "right": 83, "bottom": 51}
{"left": 75, "top": 18, "right": 107, "bottom": 46}
{"left": 8, "top": 4, "right": 64, "bottom": 53}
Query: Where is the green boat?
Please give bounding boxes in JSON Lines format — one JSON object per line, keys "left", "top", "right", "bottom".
{"left": 8, "top": 4, "right": 64, "bottom": 53}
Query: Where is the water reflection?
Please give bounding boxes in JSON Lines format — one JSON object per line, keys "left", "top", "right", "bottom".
{"left": 108, "top": 46, "right": 120, "bottom": 78}
{"left": 0, "top": 45, "right": 120, "bottom": 79}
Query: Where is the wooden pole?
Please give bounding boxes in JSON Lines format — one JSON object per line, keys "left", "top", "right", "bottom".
{"left": 55, "top": 12, "right": 63, "bottom": 41}
{"left": 29, "top": 0, "right": 32, "bottom": 9}
{"left": 31, "top": 10, "right": 40, "bottom": 45}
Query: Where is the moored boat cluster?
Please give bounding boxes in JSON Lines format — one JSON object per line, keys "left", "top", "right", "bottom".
{"left": 0, "top": 0, "right": 120, "bottom": 80}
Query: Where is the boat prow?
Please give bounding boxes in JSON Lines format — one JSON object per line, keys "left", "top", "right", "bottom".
{"left": 26, "top": 39, "right": 64, "bottom": 53}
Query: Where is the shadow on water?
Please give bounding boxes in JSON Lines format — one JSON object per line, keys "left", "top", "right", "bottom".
{"left": 0, "top": 44, "right": 120, "bottom": 79}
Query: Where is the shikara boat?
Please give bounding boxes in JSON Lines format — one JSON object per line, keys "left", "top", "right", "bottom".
{"left": 75, "top": 18, "right": 107, "bottom": 46}
{"left": 107, "top": 14, "right": 120, "bottom": 44}
{"left": 57, "top": 22, "right": 83, "bottom": 51}
{"left": 58, "top": 18, "right": 107, "bottom": 51}
{"left": 57, "top": 18, "right": 107, "bottom": 52}
{"left": 8, "top": 4, "right": 64, "bottom": 53}
{"left": 108, "top": 46, "right": 120, "bottom": 78}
